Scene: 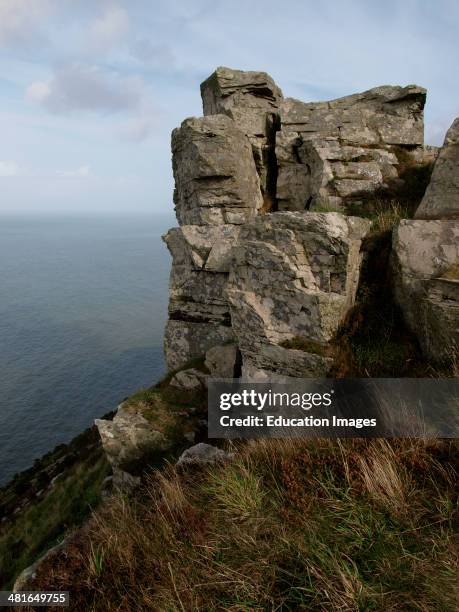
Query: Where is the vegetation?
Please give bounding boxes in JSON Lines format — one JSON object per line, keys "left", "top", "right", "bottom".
{"left": 24, "top": 437, "right": 458, "bottom": 611}
{"left": 0, "top": 445, "right": 110, "bottom": 589}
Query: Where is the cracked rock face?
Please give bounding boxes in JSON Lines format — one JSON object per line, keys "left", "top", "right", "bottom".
{"left": 162, "top": 225, "right": 239, "bottom": 370}
{"left": 201, "top": 66, "right": 283, "bottom": 206}
{"left": 392, "top": 219, "right": 459, "bottom": 362}
{"left": 415, "top": 117, "right": 459, "bottom": 220}
{"left": 172, "top": 114, "right": 263, "bottom": 225}
{"left": 276, "top": 85, "right": 427, "bottom": 211}
{"left": 200, "top": 66, "right": 283, "bottom": 138}
{"left": 227, "top": 212, "right": 371, "bottom": 377}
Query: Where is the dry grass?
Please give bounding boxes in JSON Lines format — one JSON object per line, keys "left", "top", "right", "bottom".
{"left": 26, "top": 438, "right": 458, "bottom": 611}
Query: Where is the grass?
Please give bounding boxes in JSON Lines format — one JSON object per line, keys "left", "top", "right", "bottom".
{"left": 0, "top": 452, "right": 110, "bottom": 590}
{"left": 24, "top": 437, "right": 458, "bottom": 611}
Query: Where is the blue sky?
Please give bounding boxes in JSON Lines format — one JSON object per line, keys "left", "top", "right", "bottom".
{"left": 0, "top": 0, "right": 458, "bottom": 214}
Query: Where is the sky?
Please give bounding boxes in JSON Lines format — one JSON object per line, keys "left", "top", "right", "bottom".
{"left": 0, "top": 0, "right": 458, "bottom": 215}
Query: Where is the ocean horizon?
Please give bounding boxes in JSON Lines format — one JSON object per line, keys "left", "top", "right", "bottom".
{"left": 0, "top": 213, "right": 174, "bottom": 486}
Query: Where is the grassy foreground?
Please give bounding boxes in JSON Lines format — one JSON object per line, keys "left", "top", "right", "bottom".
{"left": 25, "top": 437, "right": 458, "bottom": 611}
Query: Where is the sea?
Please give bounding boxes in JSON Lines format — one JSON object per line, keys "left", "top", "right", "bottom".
{"left": 0, "top": 214, "right": 175, "bottom": 486}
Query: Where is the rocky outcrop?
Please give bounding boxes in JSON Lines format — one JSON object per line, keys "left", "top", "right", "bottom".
{"left": 392, "top": 219, "right": 459, "bottom": 362}
{"left": 276, "top": 85, "right": 427, "bottom": 212}
{"left": 415, "top": 118, "right": 459, "bottom": 220}
{"left": 163, "top": 67, "right": 445, "bottom": 376}
{"left": 201, "top": 67, "right": 283, "bottom": 206}
{"left": 172, "top": 115, "right": 263, "bottom": 225}
{"left": 227, "top": 212, "right": 371, "bottom": 377}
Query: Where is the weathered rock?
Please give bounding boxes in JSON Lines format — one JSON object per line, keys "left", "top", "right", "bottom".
{"left": 201, "top": 67, "right": 283, "bottom": 206}
{"left": 205, "top": 343, "right": 239, "bottom": 378}
{"left": 392, "top": 219, "right": 459, "bottom": 362}
{"left": 227, "top": 212, "right": 371, "bottom": 377}
{"left": 276, "top": 85, "right": 427, "bottom": 211}
{"left": 163, "top": 225, "right": 239, "bottom": 369}
{"left": 415, "top": 118, "right": 459, "bottom": 220}
{"left": 176, "top": 443, "right": 234, "bottom": 467}
{"left": 164, "top": 319, "right": 234, "bottom": 371}
{"left": 172, "top": 115, "right": 263, "bottom": 225}
{"left": 95, "top": 404, "right": 173, "bottom": 477}
{"left": 201, "top": 66, "right": 283, "bottom": 138}
{"left": 169, "top": 368, "right": 207, "bottom": 390}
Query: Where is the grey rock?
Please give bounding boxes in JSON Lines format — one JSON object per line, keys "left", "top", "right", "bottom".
{"left": 392, "top": 219, "right": 459, "bottom": 362}
{"left": 95, "top": 404, "right": 172, "bottom": 476}
{"left": 201, "top": 66, "right": 283, "bottom": 205}
{"left": 205, "top": 343, "right": 239, "bottom": 378}
{"left": 276, "top": 85, "right": 427, "bottom": 211}
{"left": 163, "top": 225, "right": 240, "bottom": 369}
{"left": 176, "top": 443, "right": 234, "bottom": 467}
{"left": 201, "top": 66, "right": 283, "bottom": 138}
{"left": 172, "top": 115, "right": 263, "bottom": 225}
{"left": 164, "top": 319, "right": 234, "bottom": 371}
{"left": 169, "top": 368, "right": 207, "bottom": 390}
{"left": 415, "top": 118, "right": 459, "bottom": 220}
{"left": 227, "top": 212, "right": 370, "bottom": 377}
{"left": 163, "top": 224, "right": 241, "bottom": 274}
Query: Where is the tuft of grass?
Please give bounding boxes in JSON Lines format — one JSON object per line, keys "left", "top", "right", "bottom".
{"left": 23, "top": 438, "right": 458, "bottom": 611}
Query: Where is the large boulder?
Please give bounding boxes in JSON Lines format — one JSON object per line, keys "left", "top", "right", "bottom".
{"left": 172, "top": 115, "right": 263, "bottom": 225}
{"left": 95, "top": 404, "right": 173, "bottom": 488}
{"left": 392, "top": 219, "right": 459, "bottom": 362}
{"left": 201, "top": 67, "right": 283, "bottom": 207}
{"left": 227, "top": 212, "right": 371, "bottom": 377}
{"left": 276, "top": 85, "right": 427, "bottom": 211}
{"left": 415, "top": 118, "right": 459, "bottom": 220}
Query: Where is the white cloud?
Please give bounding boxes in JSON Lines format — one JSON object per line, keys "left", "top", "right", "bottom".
{"left": 56, "top": 165, "right": 90, "bottom": 178}
{"left": 0, "top": 161, "right": 19, "bottom": 177}
{"left": 26, "top": 63, "right": 146, "bottom": 113}
{"left": 87, "top": 6, "right": 129, "bottom": 54}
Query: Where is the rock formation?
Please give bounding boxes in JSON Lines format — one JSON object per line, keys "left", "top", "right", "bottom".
{"left": 227, "top": 212, "right": 370, "bottom": 377}
{"left": 95, "top": 68, "right": 457, "bottom": 496}
{"left": 201, "top": 66, "right": 283, "bottom": 207}
{"left": 164, "top": 66, "right": 438, "bottom": 376}
{"left": 276, "top": 85, "right": 427, "bottom": 212}
{"left": 392, "top": 219, "right": 459, "bottom": 362}
{"left": 415, "top": 118, "right": 459, "bottom": 220}
{"left": 392, "top": 116, "right": 459, "bottom": 364}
